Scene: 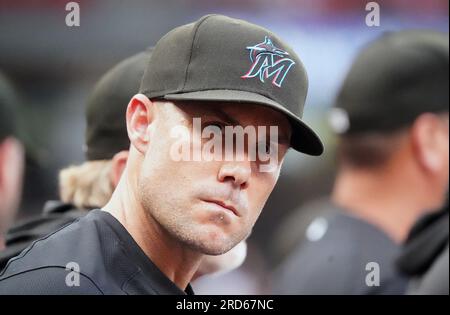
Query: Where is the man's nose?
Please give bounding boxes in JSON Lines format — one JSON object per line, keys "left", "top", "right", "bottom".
{"left": 217, "top": 161, "right": 251, "bottom": 189}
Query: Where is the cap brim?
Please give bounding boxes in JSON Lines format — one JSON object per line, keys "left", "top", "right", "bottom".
{"left": 164, "top": 90, "right": 324, "bottom": 156}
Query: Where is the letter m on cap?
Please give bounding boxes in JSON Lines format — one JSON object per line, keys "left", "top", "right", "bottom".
{"left": 242, "top": 37, "right": 296, "bottom": 88}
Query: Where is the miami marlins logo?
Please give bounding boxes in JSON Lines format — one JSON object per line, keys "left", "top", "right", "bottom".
{"left": 241, "top": 36, "right": 295, "bottom": 88}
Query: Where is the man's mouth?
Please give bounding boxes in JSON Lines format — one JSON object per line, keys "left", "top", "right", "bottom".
{"left": 201, "top": 199, "right": 240, "bottom": 217}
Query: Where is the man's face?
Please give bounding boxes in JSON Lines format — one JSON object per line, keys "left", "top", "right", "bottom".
{"left": 137, "top": 101, "right": 291, "bottom": 255}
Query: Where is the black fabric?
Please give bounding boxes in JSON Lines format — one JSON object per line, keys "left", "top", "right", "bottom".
{"left": 0, "top": 201, "right": 87, "bottom": 271}
{"left": 0, "top": 209, "right": 194, "bottom": 295}
{"left": 274, "top": 208, "right": 408, "bottom": 295}
{"left": 407, "top": 244, "right": 449, "bottom": 295}
{"left": 397, "top": 206, "right": 449, "bottom": 276}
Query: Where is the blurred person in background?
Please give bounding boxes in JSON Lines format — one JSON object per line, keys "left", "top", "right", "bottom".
{"left": 0, "top": 71, "right": 25, "bottom": 252}
{"left": 0, "top": 49, "right": 247, "bottom": 279}
{"left": 0, "top": 14, "right": 323, "bottom": 294}
{"left": 274, "top": 30, "right": 448, "bottom": 294}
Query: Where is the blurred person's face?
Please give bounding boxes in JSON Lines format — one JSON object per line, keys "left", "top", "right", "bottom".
{"left": 127, "top": 96, "right": 291, "bottom": 255}
{"left": 0, "top": 137, "right": 24, "bottom": 248}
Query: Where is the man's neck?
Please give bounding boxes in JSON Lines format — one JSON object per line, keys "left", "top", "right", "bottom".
{"left": 103, "top": 175, "right": 202, "bottom": 291}
{"left": 332, "top": 167, "right": 431, "bottom": 244}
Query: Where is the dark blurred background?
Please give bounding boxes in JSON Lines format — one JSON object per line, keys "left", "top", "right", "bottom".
{"left": 0, "top": 0, "right": 448, "bottom": 293}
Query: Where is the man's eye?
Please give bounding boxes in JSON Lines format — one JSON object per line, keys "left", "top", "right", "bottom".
{"left": 203, "top": 121, "right": 226, "bottom": 131}
{"left": 258, "top": 141, "right": 272, "bottom": 154}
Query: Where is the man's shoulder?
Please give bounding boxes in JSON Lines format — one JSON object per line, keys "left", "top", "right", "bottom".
{"left": 0, "top": 203, "right": 87, "bottom": 270}
{"left": 295, "top": 212, "right": 402, "bottom": 277}
{"left": 0, "top": 265, "right": 103, "bottom": 294}
{"left": 0, "top": 210, "right": 110, "bottom": 293}
{"left": 274, "top": 212, "right": 407, "bottom": 294}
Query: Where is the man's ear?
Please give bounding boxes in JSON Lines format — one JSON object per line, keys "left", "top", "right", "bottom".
{"left": 126, "top": 94, "right": 155, "bottom": 154}
{"left": 411, "top": 113, "right": 447, "bottom": 174}
{"left": 110, "top": 150, "right": 129, "bottom": 188}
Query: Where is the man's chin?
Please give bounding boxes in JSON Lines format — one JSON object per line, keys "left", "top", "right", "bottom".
{"left": 185, "top": 235, "right": 240, "bottom": 256}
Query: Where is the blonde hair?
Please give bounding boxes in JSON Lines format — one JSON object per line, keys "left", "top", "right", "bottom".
{"left": 59, "top": 160, "right": 114, "bottom": 209}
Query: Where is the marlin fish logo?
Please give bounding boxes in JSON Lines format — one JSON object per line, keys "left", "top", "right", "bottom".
{"left": 241, "top": 36, "right": 295, "bottom": 87}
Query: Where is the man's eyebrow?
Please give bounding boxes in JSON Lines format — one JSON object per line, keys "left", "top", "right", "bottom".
{"left": 204, "top": 107, "right": 240, "bottom": 126}
{"left": 202, "top": 106, "right": 291, "bottom": 145}
{"left": 276, "top": 133, "right": 290, "bottom": 145}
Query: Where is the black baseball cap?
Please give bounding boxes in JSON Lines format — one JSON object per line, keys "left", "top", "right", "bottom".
{"left": 139, "top": 14, "right": 323, "bottom": 156}
{"left": 331, "top": 30, "right": 449, "bottom": 135}
{"left": 85, "top": 49, "right": 152, "bottom": 160}
{"left": 0, "top": 71, "right": 19, "bottom": 142}
{"left": 0, "top": 71, "right": 42, "bottom": 166}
